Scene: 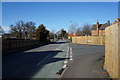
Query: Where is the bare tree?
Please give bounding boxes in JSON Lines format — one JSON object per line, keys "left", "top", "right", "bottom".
{"left": 76, "top": 27, "right": 82, "bottom": 33}
{"left": 25, "top": 21, "right": 36, "bottom": 39}
{"left": 10, "top": 20, "right": 25, "bottom": 38}
{"left": 10, "top": 20, "right": 36, "bottom": 39}
{"left": 68, "top": 23, "right": 78, "bottom": 34}
{"left": 82, "top": 24, "right": 91, "bottom": 35}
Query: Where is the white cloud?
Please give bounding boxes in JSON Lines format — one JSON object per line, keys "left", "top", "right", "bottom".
{"left": 2, "top": 26, "right": 10, "bottom": 33}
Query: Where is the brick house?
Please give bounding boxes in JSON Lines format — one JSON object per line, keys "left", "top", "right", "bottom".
{"left": 113, "top": 18, "right": 120, "bottom": 24}
{"left": 68, "top": 33, "right": 74, "bottom": 39}
{"left": 68, "top": 33, "right": 84, "bottom": 39}
{"left": 75, "top": 33, "right": 85, "bottom": 36}
{"left": 91, "top": 20, "right": 110, "bottom": 36}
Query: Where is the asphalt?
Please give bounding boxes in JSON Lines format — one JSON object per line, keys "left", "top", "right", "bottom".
{"left": 2, "top": 40, "right": 68, "bottom": 79}
{"left": 2, "top": 40, "right": 107, "bottom": 79}
{"left": 62, "top": 43, "right": 106, "bottom": 78}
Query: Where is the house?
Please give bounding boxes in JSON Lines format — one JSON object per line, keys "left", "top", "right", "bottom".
{"left": 68, "top": 33, "right": 74, "bottom": 39}
{"left": 75, "top": 33, "right": 85, "bottom": 36}
{"left": 91, "top": 20, "right": 110, "bottom": 36}
{"left": 113, "top": 18, "right": 120, "bottom": 24}
{"left": 68, "top": 33, "right": 85, "bottom": 39}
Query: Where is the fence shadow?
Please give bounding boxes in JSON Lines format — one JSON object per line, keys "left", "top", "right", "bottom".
{"left": 2, "top": 50, "right": 65, "bottom": 79}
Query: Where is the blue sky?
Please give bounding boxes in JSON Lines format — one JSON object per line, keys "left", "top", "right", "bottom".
{"left": 2, "top": 2, "right": 118, "bottom": 33}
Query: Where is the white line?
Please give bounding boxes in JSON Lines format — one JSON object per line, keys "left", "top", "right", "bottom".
{"left": 37, "top": 54, "right": 51, "bottom": 66}
{"left": 64, "top": 60, "right": 68, "bottom": 64}
{"left": 69, "top": 47, "right": 73, "bottom": 61}
{"left": 70, "top": 58, "right": 73, "bottom": 61}
{"left": 63, "top": 64, "right": 67, "bottom": 68}
{"left": 67, "top": 47, "right": 69, "bottom": 52}
{"left": 70, "top": 56, "right": 72, "bottom": 58}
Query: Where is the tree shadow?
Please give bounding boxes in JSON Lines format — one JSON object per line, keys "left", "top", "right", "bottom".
{"left": 50, "top": 41, "right": 67, "bottom": 44}
{"left": 2, "top": 50, "right": 66, "bottom": 79}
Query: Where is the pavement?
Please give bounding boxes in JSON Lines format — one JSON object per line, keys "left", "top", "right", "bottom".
{"left": 62, "top": 43, "right": 106, "bottom": 78}
{"left": 2, "top": 40, "right": 68, "bottom": 78}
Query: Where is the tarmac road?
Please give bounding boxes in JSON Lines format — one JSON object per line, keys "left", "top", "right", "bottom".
{"left": 2, "top": 40, "right": 107, "bottom": 79}
{"left": 2, "top": 40, "right": 68, "bottom": 79}
{"left": 62, "top": 43, "right": 106, "bottom": 78}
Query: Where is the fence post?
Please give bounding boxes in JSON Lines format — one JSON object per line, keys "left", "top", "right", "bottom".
{"left": 85, "top": 35, "right": 87, "bottom": 44}
{"left": 75, "top": 36, "right": 76, "bottom": 43}
{"left": 101, "top": 36, "right": 103, "bottom": 45}
{"left": 92, "top": 36, "right": 94, "bottom": 45}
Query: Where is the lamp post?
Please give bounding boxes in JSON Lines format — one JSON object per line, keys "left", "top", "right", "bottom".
{"left": 69, "top": 20, "right": 76, "bottom": 43}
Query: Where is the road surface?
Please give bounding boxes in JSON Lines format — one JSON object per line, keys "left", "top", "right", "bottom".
{"left": 3, "top": 40, "right": 106, "bottom": 79}
{"left": 3, "top": 40, "right": 68, "bottom": 78}
{"left": 62, "top": 43, "right": 106, "bottom": 78}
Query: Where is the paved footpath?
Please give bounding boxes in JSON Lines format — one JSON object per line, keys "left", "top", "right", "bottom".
{"left": 2, "top": 40, "right": 68, "bottom": 78}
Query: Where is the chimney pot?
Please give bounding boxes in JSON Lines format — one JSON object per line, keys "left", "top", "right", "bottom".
{"left": 108, "top": 20, "right": 110, "bottom": 25}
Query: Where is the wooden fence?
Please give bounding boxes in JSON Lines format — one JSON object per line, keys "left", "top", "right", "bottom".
{"left": 72, "top": 36, "right": 105, "bottom": 45}
{"left": 104, "top": 22, "right": 120, "bottom": 80}
{"left": 2, "top": 39, "right": 40, "bottom": 51}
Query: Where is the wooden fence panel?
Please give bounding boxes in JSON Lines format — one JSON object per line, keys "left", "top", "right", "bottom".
{"left": 105, "top": 22, "right": 120, "bottom": 79}
{"left": 72, "top": 36, "right": 105, "bottom": 45}
{"left": 2, "top": 40, "right": 40, "bottom": 51}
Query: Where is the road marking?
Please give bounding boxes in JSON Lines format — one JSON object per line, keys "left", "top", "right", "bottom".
{"left": 67, "top": 47, "right": 69, "bottom": 52}
{"left": 66, "top": 56, "right": 68, "bottom": 58}
{"left": 64, "top": 60, "right": 68, "bottom": 64}
{"left": 62, "top": 64, "right": 67, "bottom": 68}
{"left": 70, "top": 56, "right": 72, "bottom": 58}
{"left": 70, "top": 47, "right": 72, "bottom": 51}
{"left": 70, "top": 58, "right": 73, "bottom": 61}
{"left": 69, "top": 47, "right": 73, "bottom": 61}
{"left": 37, "top": 54, "right": 51, "bottom": 66}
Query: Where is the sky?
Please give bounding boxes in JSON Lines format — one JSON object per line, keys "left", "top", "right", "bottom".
{"left": 2, "top": 2, "right": 118, "bottom": 33}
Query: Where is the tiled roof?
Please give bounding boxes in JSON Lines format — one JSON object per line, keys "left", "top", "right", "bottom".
{"left": 113, "top": 18, "right": 120, "bottom": 24}
{"left": 91, "top": 23, "right": 110, "bottom": 30}
{"left": 68, "top": 33, "right": 74, "bottom": 37}
{"left": 75, "top": 33, "right": 84, "bottom": 36}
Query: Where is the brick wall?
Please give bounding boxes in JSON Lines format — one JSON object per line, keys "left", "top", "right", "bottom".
{"left": 91, "top": 30, "right": 105, "bottom": 36}
{"left": 99, "top": 30, "right": 105, "bottom": 36}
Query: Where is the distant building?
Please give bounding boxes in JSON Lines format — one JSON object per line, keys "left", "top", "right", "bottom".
{"left": 68, "top": 33, "right": 84, "bottom": 39}
{"left": 113, "top": 18, "right": 120, "bottom": 24}
{"left": 75, "top": 33, "right": 85, "bottom": 36}
{"left": 91, "top": 20, "right": 110, "bottom": 36}
{"left": 68, "top": 33, "right": 74, "bottom": 39}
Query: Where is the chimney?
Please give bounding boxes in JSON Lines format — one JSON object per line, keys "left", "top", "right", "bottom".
{"left": 97, "top": 20, "right": 99, "bottom": 30}
{"left": 108, "top": 20, "right": 110, "bottom": 25}
{"left": 97, "top": 20, "right": 99, "bottom": 36}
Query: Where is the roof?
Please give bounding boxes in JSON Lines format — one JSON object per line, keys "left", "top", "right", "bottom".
{"left": 75, "top": 33, "right": 84, "bottom": 36}
{"left": 68, "top": 33, "right": 74, "bottom": 37}
{"left": 91, "top": 23, "right": 110, "bottom": 30}
{"left": 113, "top": 18, "right": 120, "bottom": 24}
